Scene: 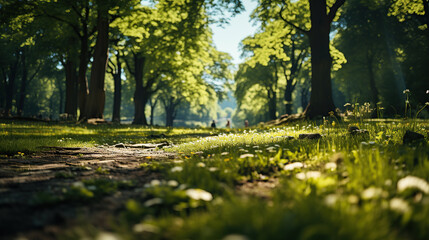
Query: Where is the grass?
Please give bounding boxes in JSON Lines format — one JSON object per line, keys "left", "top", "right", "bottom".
{"left": 1, "top": 119, "right": 429, "bottom": 239}
{"left": 0, "top": 119, "right": 221, "bottom": 155}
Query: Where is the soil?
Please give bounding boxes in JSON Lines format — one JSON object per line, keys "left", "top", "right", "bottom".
{"left": 0, "top": 144, "right": 278, "bottom": 239}
{"left": 0, "top": 146, "right": 176, "bottom": 240}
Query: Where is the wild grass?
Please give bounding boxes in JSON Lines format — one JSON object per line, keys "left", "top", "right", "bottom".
{"left": 118, "top": 119, "right": 429, "bottom": 240}
{"left": 1, "top": 119, "right": 429, "bottom": 239}
{"left": 0, "top": 120, "right": 219, "bottom": 155}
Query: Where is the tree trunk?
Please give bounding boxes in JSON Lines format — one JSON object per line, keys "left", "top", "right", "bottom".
{"left": 301, "top": 86, "right": 309, "bottom": 109}
{"left": 4, "top": 52, "right": 20, "bottom": 116}
{"left": 149, "top": 98, "right": 158, "bottom": 126}
{"left": 17, "top": 50, "right": 27, "bottom": 116}
{"left": 284, "top": 82, "right": 293, "bottom": 115}
{"left": 367, "top": 53, "right": 379, "bottom": 106}
{"left": 424, "top": 0, "right": 429, "bottom": 91}
{"left": 267, "top": 88, "right": 277, "bottom": 120}
{"left": 165, "top": 97, "right": 175, "bottom": 127}
{"left": 64, "top": 58, "right": 78, "bottom": 119}
{"left": 78, "top": 31, "right": 89, "bottom": 120}
{"left": 86, "top": 5, "right": 109, "bottom": 119}
{"left": 58, "top": 81, "right": 64, "bottom": 116}
{"left": 304, "top": 0, "right": 336, "bottom": 118}
{"left": 132, "top": 54, "right": 148, "bottom": 125}
{"left": 0, "top": 68, "right": 6, "bottom": 110}
{"left": 112, "top": 53, "right": 122, "bottom": 123}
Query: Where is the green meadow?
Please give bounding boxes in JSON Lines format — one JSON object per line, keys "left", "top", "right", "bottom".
{"left": 1, "top": 119, "right": 428, "bottom": 240}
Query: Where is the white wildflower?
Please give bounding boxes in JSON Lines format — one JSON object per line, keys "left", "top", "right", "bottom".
{"left": 72, "top": 181, "right": 84, "bottom": 188}
{"left": 186, "top": 188, "right": 213, "bottom": 201}
{"left": 348, "top": 195, "right": 359, "bottom": 204}
{"left": 170, "top": 166, "right": 183, "bottom": 172}
{"left": 150, "top": 179, "right": 161, "bottom": 186}
{"left": 397, "top": 176, "right": 429, "bottom": 194}
{"left": 144, "top": 198, "right": 163, "bottom": 207}
{"left": 361, "top": 187, "right": 386, "bottom": 200}
{"left": 221, "top": 152, "right": 229, "bottom": 156}
{"left": 283, "top": 162, "right": 304, "bottom": 171}
{"left": 325, "top": 162, "right": 337, "bottom": 171}
{"left": 222, "top": 234, "right": 249, "bottom": 240}
{"left": 133, "top": 223, "right": 160, "bottom": 233}
{"left": 96, "top": 232, "right": 121, "bottom": 240}
{"left": 239, "top": 154, "right": 254, "bottom": 158}
{"left": 167, "top": 180, "right": 179, "bottom": 187}
{"left": 324, "top": 194, "right": 338, "bottom": 206}
{"left": 197, "top": 162, "right": 206, "bottom": 168}
{"left": 296, "top": 171, "right": 321, "bottom": 180}
{"left": 390, "top": 198, "right": 410, "bottom": 213}
{"left": 209, "top": 167, "right": 219, "bottom": 172}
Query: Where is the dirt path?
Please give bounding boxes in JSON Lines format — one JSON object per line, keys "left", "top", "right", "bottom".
{"left": 0, "top": 146, "right": 176, "bottom": 240}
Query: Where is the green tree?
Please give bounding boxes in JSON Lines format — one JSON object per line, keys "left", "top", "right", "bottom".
{"left": 235, "top": 61, "right": 280, "bottom": 121}
{"left": 258, "top": 0, "right": 345, "bottom": 118}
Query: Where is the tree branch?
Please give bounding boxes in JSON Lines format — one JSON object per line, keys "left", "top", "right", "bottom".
{"left": 327, "top": 0, "right": 346, "bottom": 24}
{"left": 43, "top": 12, "right": 81, "bottom": 37}
{"left": 108, "top": 58, "right": 117, "bottom": 73}
{"left": 28, "top": 63, "right": 41, "bottom": 84}
{"left": 71, "top": 3, "right": 83, "bottom": 18}
{"left": 124, "top": 57, "right": 135, "bottom": 76}
{"left": 279, "top": 2, "right": 309, "bottom": 34}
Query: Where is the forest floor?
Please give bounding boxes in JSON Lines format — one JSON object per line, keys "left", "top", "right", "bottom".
{"left": 1, "top": 120, "right": 429, "bottom": 240}
{"left": 0, "top": 146, "right": 176, "bottom": 239}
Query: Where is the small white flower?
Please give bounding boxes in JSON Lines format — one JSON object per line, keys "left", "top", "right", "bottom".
{"left": 186, "top": 188, "right": 213, "bottom": 201}
{"left": 403, "top": 89, "right": 410, "bottom": 94}
{"left": 96, "top": 232, "right": 121, "bottom": 240}
{"left": 167, "top": 180, "right": 179, "bottom": 187}
{"left": 324, "top": 194, "right": 338, "bottom": 206}
{"left": 390, "top": 198, "right": 410, "bottom": 213}
{"left": 72, "top": 181, "right": 84, "bottom": 188}
{"left": 348, "top": 195, "right": 359, "bottom": 204}
{"left": 361, "top": 187, "right": 385, "bottom": 200}
{"left": 197, "top": 162, "right": 206, "bottom": 168}
{"left": 222, "top": 234, "right": 249, "bottom": 240}
{"left": 133, "top": 223, "right": 160, "bottom": 233}
{"left": 325, "top": 162, "right": 337, "bottom": 170}
{"left": 221, "top": 152, "right": 229, "bottom": 156}
{"left": 144, "top": 198, "right": 163, "bottom": 207}
{"left": 296, "top": 171, "right": 321, "bottom": 180}
{"left": 284, "top": 162, "right": 304, "bottom": 171}
{"left": 171, "top": 166, "right": 183, "bottom": 172}
{"left": 209, "top": 167, "right": 219, "bottom": 172}
{"left": 239, "top": 154, "right": 254, "bottom": 158}
{"left": 397, "top": 176, "right": 429, "bottom": 194}
{"left": 150, "top": 179, "right": 161, "bottom": 186}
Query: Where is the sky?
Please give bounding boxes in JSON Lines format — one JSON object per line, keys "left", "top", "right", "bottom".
{"left": 210, "top": 0, "right": 259, "bottom": 65}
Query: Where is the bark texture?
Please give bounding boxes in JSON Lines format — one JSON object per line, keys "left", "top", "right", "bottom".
{"left": 64, "top": 58, "right": 78, "bottom": 119}
{"left": 86, "top": 5, "right": 109, "bottom": 119}
{"left": 112, "top": 54, "right": 122, "bottom": 123}
{"left": 132, "top": 54, "right": 148, "bottom": 125}
{"left": 304, "top": 0, "right": 344, "bottom": 118}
